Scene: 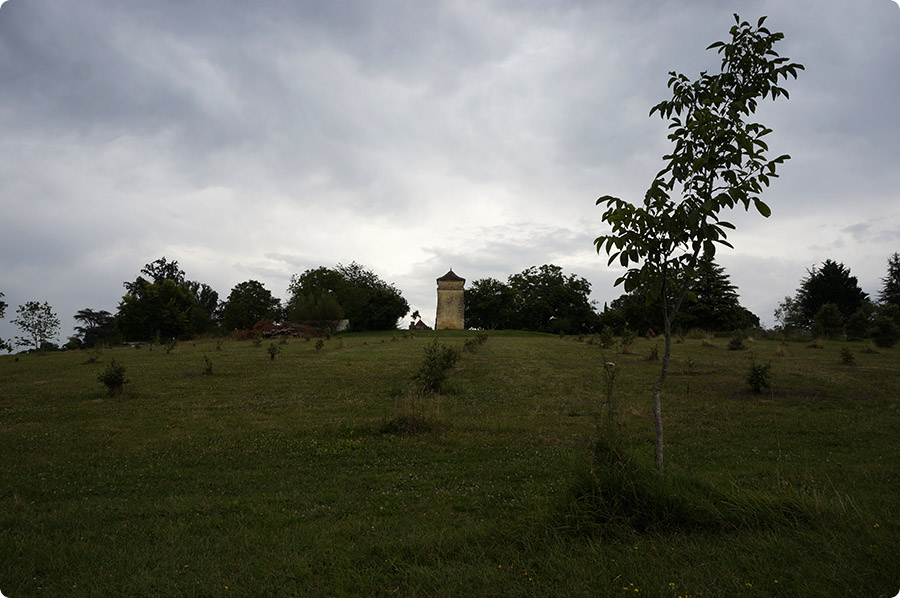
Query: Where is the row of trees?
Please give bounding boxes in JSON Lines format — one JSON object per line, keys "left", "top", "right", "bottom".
{"left": 3, "top": 252, "right": 898, "bottom": 351}
{"left": 774, "top": 254, "right": 900, "bottom": 342}
{"left": 463, "top": 259, "right": 762, "bottom": 336}
{"left": 0, "top": 258, "right": 410, "bottom": 351}
{"left": 107, "top": 258, "right": 410, "bottom": 345}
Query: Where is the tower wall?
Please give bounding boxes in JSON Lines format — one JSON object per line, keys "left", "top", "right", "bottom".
{"left": 435, "top": 275, "right": 465, "bottom": 330}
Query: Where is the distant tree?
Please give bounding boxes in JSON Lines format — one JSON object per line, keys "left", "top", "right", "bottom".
{"left": 187, "top": 281, "right": 221, "bottom": 334}
{"left": 464, "top": 278, "right": 518, "bottom": 330}
{"left": 72, "top": 308, "right": 117, "bottom": 348}
{"left": 794, "top": 260, "right": 868, "bottom": 327}
{"left": 287, "top": 292, "right": 345, "bottom": 323}
{"left": 601, "top": 258, "right": 758, "bottom": 334}
{"left": 286, "top": 262, "right": 408, "bottom": 330}
{"left": 222, "top": 280, "right": 282, "bottom": 330}
{"left": 593, "top": 15, "right": 802, "bottom": 473}
{"left": 845, "top": 300, "right": 876, "bottom": 341}
{"left": 117, "top": 278, "right": 197, "bottom": 341}
{"left": 813, "top": 303, "right": 844, "bottom": 339}
{"left": 0, "top": 291, "right": 8, "bottom": 352}
{"left": 879, "top": 252, "right": 900, "bottom": 308}
{"left": 117, "top": 257, "right": 220, "bottom": 339}
{"left": 773, "top": 295, "right": 804, "bottom": 334}
{"left": 507, "top": 265, "right": 600, "bottom": 334}
{"left": 12, "top": 300, "right": 61, "bottom": 351}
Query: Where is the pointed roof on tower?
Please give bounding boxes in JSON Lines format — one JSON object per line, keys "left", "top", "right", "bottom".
{"left": 437, "top": 269, "right": 465, "bottom": 283}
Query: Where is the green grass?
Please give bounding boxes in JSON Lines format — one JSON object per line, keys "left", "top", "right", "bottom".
{"left": 1, "top": 332, "right": 898, "bottom": 597}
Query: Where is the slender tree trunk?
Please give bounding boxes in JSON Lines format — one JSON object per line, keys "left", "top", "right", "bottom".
{"left": 651, "top": 314, "right": 674, "bottom": 474}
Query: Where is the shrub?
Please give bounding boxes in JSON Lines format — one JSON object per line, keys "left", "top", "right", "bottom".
{"left": 315, "top": 339, "right": 325, "bottom": 353}
{"left": 599, "top": 326, "right": 615, "bottom": 349}
{"left": 646, "top": 343, "right": 659, "bottom": 361}
{"left": 839, "top": 347, "right": 855, "bottom": 366}
{"left": 413, "top": 338, "right": 460, "bottom": 394}
{"left": 619, "top": 326, "right": 636, "bottom": 354}
{"left": 871, "top": 315, "right": 899, "bottom": 348}
{"left": 267, "top": 343, "right": 280, "bottom": 360}
{"left": 746, "top": 354, "right": 773, "bottom": 394}
{"left": 727, "top": 331, "right": 746, "bottom": 351}
{"left": 202, "top": 355, "right": 213, "bottom": 375}
{"left": 463, "top": 333, "right": 489, "bottom": 354}
{"left": 98, "top": 360, "right": 128, "bottom": 397}
{"left": 164, "top": 338, "right": 177, "bottom": 354}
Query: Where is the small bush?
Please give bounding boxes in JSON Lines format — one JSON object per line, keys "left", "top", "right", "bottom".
{"left": 98, "top": 359, "right": 128, "bottom": 397}
{"left": 315, "top": 339, "right": 325, "bottom": 353}
{"left": 413, "top": 338, "right": 460, "bottom": 394}
{"left": 202, "top": 355, "right": 213, "bottom": 375}
{"left": 165, "top": 338, "right": 177, "bottom": 354}
{"left": 463, "top": 333, "right": 489, "bottom": 354}
{"left": 871, "top": 315, "right": 899, "bottom": 348}
{"left": 645, "top": 343, "right": 659, "bottom": 361}
{"left": 839, "top": 347, "right": 855, "bottom": 366}
{"left": 746, "top": 354, "right": 773, "bottom": 394}
{"left": 619, "top": 327, "right": 636, "bottom": 354}
{"left": 599, "top": 326, "right": 615, "bottom": 349}
{"left": 267, "top": 343, "right": 280, "bottom": 360}
{"left": 727, "top": 331, "right": 746, "bottom": 351}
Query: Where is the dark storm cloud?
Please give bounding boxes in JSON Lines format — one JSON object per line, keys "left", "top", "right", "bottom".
{"left": 0, "top": 0, "right": 898, "bottom": 342}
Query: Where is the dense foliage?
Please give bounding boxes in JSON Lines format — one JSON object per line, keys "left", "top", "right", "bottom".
{"left": 793, "top": 259, "right": 868, "bottom": 328}
{"left": 879, "top": 252, "right": 900, "bottom": 308}
{"left": 286, "top": 262, "right": 408, "bottom": 331}
{"left": 71, "top": 308, "right": 117, "bottom": 348}
{"left": 221, "top": 280, "right": 282, "bottom": 331}
{"left": 465, "top": 264, "right": 599, "bottom": 334}
{"left": 117, "top": 257, "right": 220, "bottom": 341}
{"left": 600, "top": 258, "right": 758, "bottom": 334}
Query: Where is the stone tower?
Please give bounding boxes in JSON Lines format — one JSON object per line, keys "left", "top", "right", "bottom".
{"left": 435, "top": 269, "right": 465, "bottom": 330}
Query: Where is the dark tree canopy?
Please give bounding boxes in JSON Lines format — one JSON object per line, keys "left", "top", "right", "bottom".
{"left": 286, "top": 262, "right": 408, "bottom": 331}
{"left": 118, "top": 278, "right": 197, "bottom": 341}
{"left": 0, "top": 291, "right": 8, "bottom": 352}
{"left": 72, "top": 308, "right": 117, "bottom": 348}
{"left": 117, "top": 257, "right": 220, "bottom": 340}
{"left": 879, "top": 252, "right": 900, "bottom": 308}
{"left": 465, "top": 265, "right": 599, "bottom": 334}
{"left": 600, "top": 258, "right": 758, "bottom": 334}
{"left": 222, "top": 280, "right": 282, "bottom": 330}
{"left": 465, "top": 278, "right": 518, "bottom": 330}
{"left": 508, "top": 265, "right": 600, "bottom": 334}
{"left": 794, "top": 259, "right": 868, "bottom": 327}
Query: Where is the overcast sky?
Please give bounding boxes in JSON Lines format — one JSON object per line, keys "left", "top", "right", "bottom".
{"left": 1, "top": 0, "right": 898, "bottom": 344}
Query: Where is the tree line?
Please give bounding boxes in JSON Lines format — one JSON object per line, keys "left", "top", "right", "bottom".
{"left": 1, "top": 252, "right": 898, "bottom": 352}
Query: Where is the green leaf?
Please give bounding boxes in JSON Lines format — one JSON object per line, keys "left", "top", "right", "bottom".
{"left": 754, "top": 199, "right": 771, "bottom": 217}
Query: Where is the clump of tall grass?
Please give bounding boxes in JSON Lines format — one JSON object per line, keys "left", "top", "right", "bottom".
{"left": 560, "top": 436, "right": 814, "bottom": 535}
{"left": 463, "top": 333, "right": 489, "bottom": 353}
{"left": 413, "top": 338, "right": 460, "bottom": 394}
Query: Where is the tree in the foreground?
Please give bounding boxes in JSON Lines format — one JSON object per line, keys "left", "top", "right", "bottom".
{"left": 12, "top": 300, "right": 61, "bottom": 351}
{"left": 221, "top": 280, "right": 282, "bottom": 330}
{"left": 793, "top": 259, "right": 868, "bottom": 328}
{"left": 594, "top": 15, "right": 802, "bottom": 473}
{"left": 879, "top": 252, "right": 900, "bottom": 308}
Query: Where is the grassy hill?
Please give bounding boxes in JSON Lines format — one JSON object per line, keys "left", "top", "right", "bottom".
{"left": 1, "top": 331, "right": 898, "bottom": 597}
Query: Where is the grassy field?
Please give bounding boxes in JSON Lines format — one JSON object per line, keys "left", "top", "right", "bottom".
{"left": 1, "top": 331, "right": 898, "bottom": 597}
